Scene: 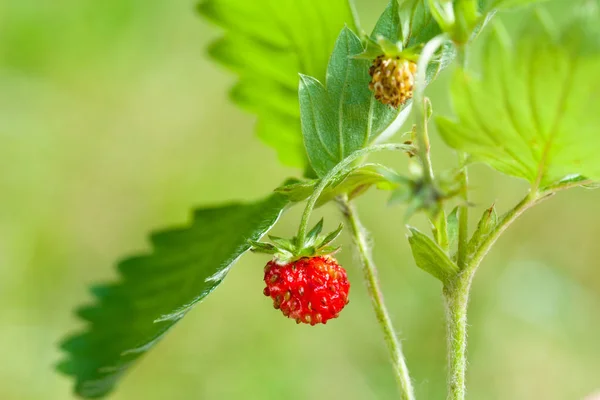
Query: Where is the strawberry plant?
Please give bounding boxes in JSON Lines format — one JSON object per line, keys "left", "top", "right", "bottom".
{"left": 57, "top": 0, "right": 600, "bottom": 399}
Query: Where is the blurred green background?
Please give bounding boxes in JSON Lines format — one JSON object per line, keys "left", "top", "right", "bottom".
{"left": 1, "top": 0, "right": 599, "bottom": 399}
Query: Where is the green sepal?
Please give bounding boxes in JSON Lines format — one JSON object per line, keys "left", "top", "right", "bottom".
{"left": 467, "top": 204, "right": 498, "bottom": 254}
{"left": 431, "top": 208, "right": 449, "bottom": 252}
{"left": 305, "top": 218, "right": 325, "bottom": 247}
{"left": 317, "top": 223, "right": 344, "bottom": 248}
{"left": 252, "top": 221, "right": 344, "bottom": 264}
{"left": 316, "top": 245, "right": 342, "bottom": 255}
{"left": 446, "top": 206, "right": 460, "bottom": 250}
{"left": 267, "top": 235, "right": 297, "bottom": 253}
{"left": 249, "top": 240, "right": 278, "bottom": 254}
{"left": 407, "top": 226, "right": 460, "bottom": 284}
{"left": 354, "top": 37, "right": 389, "bottom": 59}
{"left": 355, "top": 37, "right": 419, "bottom": 61}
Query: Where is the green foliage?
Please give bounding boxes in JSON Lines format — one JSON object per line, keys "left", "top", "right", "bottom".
{"left": 251, "top": 218, "right": 344, "bottom": 262}
{"left": 407, "top": 226, "right": 459, "bottom": 284}
{"left": 299, "top": 27, "right": 403, "bottom": 177}
{"left": 198, "top": 0, "right": 358, "bottom": 169}
{"left": 58, "top": 192, "right": 289, "bottom": 398}
{"left": 467, "top": 204, "right": 498, "bottom": 254}
{"left": 359, "top": 0, "right": 446, "bottom": 64}
{"left": 400, "top": 0, "right": 443, "bottom": 47}
{"left": 276, "top": 164, "right": 403, "bottom": 205}
{"left": 372, "top": 0, "right": 401, "bottom": 42}
{"left": 436, "top": 13, "right": 600, "bottom": 188}
{"left": 480, "top": 0, "right": 549, "bottom": 12}
{"left": 446, "top": 206, "right": 460, "bottom": 249}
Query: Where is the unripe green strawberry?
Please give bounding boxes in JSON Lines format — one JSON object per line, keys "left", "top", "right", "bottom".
{"left": 369, "top": 56, "right": 417, "bottom": 108}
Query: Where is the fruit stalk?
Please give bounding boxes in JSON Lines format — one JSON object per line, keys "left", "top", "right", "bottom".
{"left": 296, "top": 143, "right": 413, "bottom": 248}
{"left": 339, "top": 198, "right": 415, "bottom": 400}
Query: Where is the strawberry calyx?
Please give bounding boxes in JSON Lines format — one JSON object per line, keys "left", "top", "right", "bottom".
{"left": 250, "top": 218, "right": 342, "bottom": 264}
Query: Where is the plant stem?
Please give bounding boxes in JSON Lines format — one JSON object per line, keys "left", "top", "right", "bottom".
{"left": 339, "top": 199, "right": 415, "bottom": 400}
{"left": 442, "top": 274, "right": 470, "bottom": 400}
{"left": 295, "top": 143, "right": 413, "bottom": 247}
{"left": 456, "top": 154, "right": 469, "bottom": 269}
{"left": 414, "top": 34, "right": 448, "bottom": 185}
{"left": 443, "top": 192, "right": 540, "bottom": 400}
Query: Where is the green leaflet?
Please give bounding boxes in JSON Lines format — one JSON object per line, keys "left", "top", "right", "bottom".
{"left": 467, "top": 204, "right": 498, "bottom": 255}
{"left": 58, "top": 191, "right": 289, "bottom": 398}
{"left": 300, "top": 27, "right": 401, "bottom": 177}
{"left": 198, "top": 0, "right": 358, "bottom": 169}
{"left": 407, "top": 226, "right": 460, "bottom": 284}
{"left": 436, "top": 13, "right": 600, "bottom": 188}
{"left": 372, "top": 0, "right": 401, "bottom": 42}
{"left": 399, "top": 0, "right": 443, "bottom": 48}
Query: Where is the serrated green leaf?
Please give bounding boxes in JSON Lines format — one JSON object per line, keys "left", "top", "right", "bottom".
{"left": 436, "top": 14, "right": 600, "bottom": 188}
{"left": 300, "top": 27, "right": 402, "bottom": 176}
{"left": 58, "top": 191, "right": 289, "bottom": 398}
{"left": 407, "top": 226, "right": 460, "bottom": 284}
{"left": 198, "top": 0, "right": 358, "bottom": 169}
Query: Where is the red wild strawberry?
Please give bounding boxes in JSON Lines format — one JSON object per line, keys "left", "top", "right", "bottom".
{"left": 263, "top": 256, "right": 350, "bottom": 325}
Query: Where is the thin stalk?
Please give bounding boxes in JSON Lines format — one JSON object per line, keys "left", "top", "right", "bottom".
{"left": 340, "top": 199, "right": 415, "bottom": 400}
{"left": 454, "top": 38, "right": 470, "bottom": 273}
{"left": 295, "top": 143, "right": 412, "bottom": 248}
{"left": 414, "top": 34, "right": 448, "bottom": 185}
{"left": 456, "top": 154, "right": 469, "bottom": 269}
{"left": 443, "top": 191, "right": 541, "bottom": 400}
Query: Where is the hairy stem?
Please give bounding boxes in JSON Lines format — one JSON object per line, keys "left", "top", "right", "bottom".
{"left": 443, "top": 274, "right": 470, "bottom": 400}
{"left": 443, "top": 192, "right": 540, "bottom": 400}
{"left": 340, "top": 199, "right": 415, "bottom": 400}
{"left": 296, "top": 143, "right": 413, "bottom": 247}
